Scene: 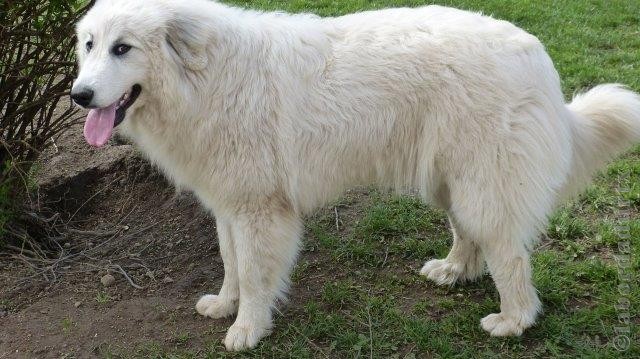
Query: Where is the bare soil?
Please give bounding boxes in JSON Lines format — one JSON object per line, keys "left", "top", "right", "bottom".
{"left": 1, "top": 127, "right": 218, "bottom": 357}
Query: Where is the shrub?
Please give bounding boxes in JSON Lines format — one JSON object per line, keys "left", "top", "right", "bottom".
{"left": 1, "top": 0, "right": 89, "bottom": 248}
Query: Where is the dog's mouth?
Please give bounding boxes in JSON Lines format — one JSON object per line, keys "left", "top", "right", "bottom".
{"left": 83, "top": 84, "right": 142, "bottom": 147}
{"left": 115, "top": 84, "right": 142, "bottom": 127}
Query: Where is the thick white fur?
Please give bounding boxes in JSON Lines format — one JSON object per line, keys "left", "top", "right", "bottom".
{"left": 74, "top": 0, "right": 640, "bottom": 351}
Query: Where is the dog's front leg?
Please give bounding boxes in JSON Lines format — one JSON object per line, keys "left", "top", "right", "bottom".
{"left": 196, "top": 217, "right": 239, "bottom": 318}
{"left": 223, "top": 207, "right": 302, "bottom": 351}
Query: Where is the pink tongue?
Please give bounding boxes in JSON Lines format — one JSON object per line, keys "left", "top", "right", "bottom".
{"left": 83, "top": 103, "right": 117, "bottom": 147}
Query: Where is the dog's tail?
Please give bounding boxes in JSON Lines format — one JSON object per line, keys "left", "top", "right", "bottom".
{"left": 562, "top": 84, "right": 640, "bottom": 199}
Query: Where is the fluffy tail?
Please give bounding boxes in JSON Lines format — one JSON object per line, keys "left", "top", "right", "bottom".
{"left": 563, "top": 84, "right": 640, "bottom": 198}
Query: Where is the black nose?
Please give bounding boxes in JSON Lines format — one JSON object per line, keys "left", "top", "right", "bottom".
{"left": 70, "top": 87, "right": 94, "bottom": 107}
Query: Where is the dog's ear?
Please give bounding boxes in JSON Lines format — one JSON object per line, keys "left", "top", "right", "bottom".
{"left": 166, "top": 16, "right": 209, "bottom": 71}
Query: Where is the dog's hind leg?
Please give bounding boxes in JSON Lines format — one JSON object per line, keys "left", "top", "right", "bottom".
{"left": 223, "top": 205, "right": 302, "bottom": 351}
{"left": 196, "top": 217, "right": 239, "bottom": 319}
{"left": 446, "top": 175, "right": 547, "bottom": 336}
{"left": 448, "top": 197, "right": 542, "bottom": 336}
{"left": 478, "top": 236, "right": 541, "bottom": 336}
{"left": 420, "top": 215, "right": 485, "bottom": 285}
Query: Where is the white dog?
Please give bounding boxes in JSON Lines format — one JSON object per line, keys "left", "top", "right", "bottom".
{"left": 72, "top": 0, "right": 640, "bottom": 351}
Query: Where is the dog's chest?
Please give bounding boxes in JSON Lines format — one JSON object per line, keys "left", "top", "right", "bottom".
{"left": 127, "top": 117, "right": 274, "bottom": 207}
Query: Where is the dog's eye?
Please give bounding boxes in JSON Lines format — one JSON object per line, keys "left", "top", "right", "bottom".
{"left": 112, "top": 44, "right": 132, "bottom": 56}
{"left": 86, "top": 41, "right": 93, "bottom": 52}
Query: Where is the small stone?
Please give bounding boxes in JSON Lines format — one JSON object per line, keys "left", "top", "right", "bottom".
{"left": 64, "top": 242, "right": 71, "bottom": 248}
{"left": 162, "top": 276, "right": 174, "bottom": 284}
{"left": 101, "top": 274, "right": 116, "bottom": 287}
{"left": 146, "top": 270, "right": 155, "bottom": 280}
{"left": 74, "top": 301, "right": 82, "bottom": 308}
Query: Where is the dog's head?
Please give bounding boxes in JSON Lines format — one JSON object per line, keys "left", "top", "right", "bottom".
{"left": 72, "top": 0, "right": 211, "bottom": 147}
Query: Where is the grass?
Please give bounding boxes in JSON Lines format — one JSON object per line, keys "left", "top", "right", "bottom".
{"left": 100, "top": 0, "right": 640, "bottom": 357}
{"left": 96, "top": 291, "right": 113, "bottom": 304}
{"left": 61, "top": 317, "right": 74, "bottom": 334}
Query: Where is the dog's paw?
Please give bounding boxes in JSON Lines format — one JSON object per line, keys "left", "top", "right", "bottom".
{"left": 480, "top": 312, "right": 528, "bottom": 336}
{"left": 195, "top": 294, "right": 237, "bottom": 319}
{"left": 419, "top": 259, "right": 463, "bottom": 285}
{"left": 224, "top": 323, "right": 270, "bottom": 351}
